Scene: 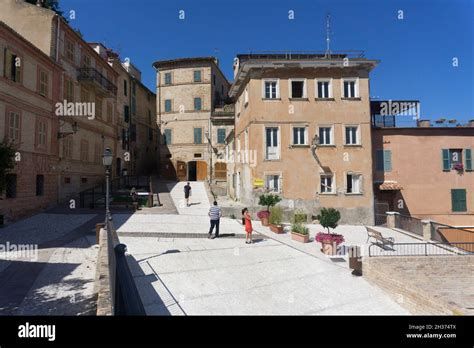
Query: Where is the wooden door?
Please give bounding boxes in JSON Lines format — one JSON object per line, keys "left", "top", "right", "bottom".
{"left": 196, "top": 161, "right": 207, "bottom": 181}
{"left": 214, "top": 162, "right": 227, "bottom": 180}
{"left": 177, "top": 160, "right": 187, "bottom": 181}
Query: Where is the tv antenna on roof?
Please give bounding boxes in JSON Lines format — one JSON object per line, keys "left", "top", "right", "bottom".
{"left": 324, "top": 13, "right": 332, "bottom": 59}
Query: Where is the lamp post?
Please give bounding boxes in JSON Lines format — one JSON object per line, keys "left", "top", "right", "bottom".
{"left": 102, "top": 147, "right": 113, "bottom": 223}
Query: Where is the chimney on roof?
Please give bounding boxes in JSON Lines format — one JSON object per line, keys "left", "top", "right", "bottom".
{"left": 467, "top": 120, "right": 474, "bottom": 127}
{"left": 417, "top": 120, "right": 431, "bottom": 128}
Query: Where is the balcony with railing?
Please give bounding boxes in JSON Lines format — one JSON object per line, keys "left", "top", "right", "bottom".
{"left": 211, "top": 103, "right": 234, "bottom": 123}
{"left": 77, "top": 67, "right": 117, "bottom": 96}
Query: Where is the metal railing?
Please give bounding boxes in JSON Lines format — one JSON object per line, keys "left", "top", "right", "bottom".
{"left": 374, "top": 214, "right": 387, "bottom": 226}
{"left": 398, "top": 214, "right": 424, "bottom": 237}
{"left": 431, "top": 222, "right": 474, "bottom": 248}
{"left": 77, "top": 67, "right": 117, "bottom": 95}
{"left": 368, "top": 241, "right": 474, "bottom": 257}
{"left": 105, "top": 218, "right": 145, "bottom": 315}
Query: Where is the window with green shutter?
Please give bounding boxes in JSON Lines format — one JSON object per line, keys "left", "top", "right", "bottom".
{"left": 217, "top": 129, "right": 226, "bottom": 144}
{"left": 376, "top": 150, "right": 384, "bottom": 171}
{"left": 194, "top": 128, "right": 202, "bottom": 144}
{"left": 442, "top": 149, "right": 451, "bottom": 171}
{"left": 164, "top": 129, "right": 172, "bottom": 145}
{"left": 451, "top": 189, "right": 467, "bottom": 212}
{"left": 165, "top": 99, "right": 172, "bottom": 112}
{"left": 465, "top": 149, "right": 472, "bottom": 171}
{"left": 194, "top": 70, "right": 201, "bottom": 82}
{"left": 194, "top": 97, "right": 202, "bottom": 111}
{"left": 376, "top": 150, "right": 391, "bottom": 171}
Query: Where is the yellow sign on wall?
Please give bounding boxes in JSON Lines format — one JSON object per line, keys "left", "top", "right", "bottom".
{"left": 253, "top": 178, "right": 264, "bottom": 187}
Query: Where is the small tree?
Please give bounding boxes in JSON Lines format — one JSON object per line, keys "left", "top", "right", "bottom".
{"left": 317, "top": 208, "right": 341, "bottom": 234}
{"left": 0, "top": 142, "right": 16, "bottom": 195}
{"left": 258, "top": 193, "right": 281, "bottom": 211}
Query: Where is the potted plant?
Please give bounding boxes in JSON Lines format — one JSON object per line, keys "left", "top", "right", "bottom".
{"left": 269, "top": 206, "right": 284, "bottom": 233}
{"left": 257, "top": 194, "right": 282, "bottom": 227}
{"left": 291, "top": 222, "right": 309, "bottom": 243}
{"left": 315, "top": 208, "right": 344, "bottom": 255}
{"left": 257, "top": 210, "right": 270, "bottom": 226}
{"left": 453, "top": 162, "right": 464, "bottom": 174}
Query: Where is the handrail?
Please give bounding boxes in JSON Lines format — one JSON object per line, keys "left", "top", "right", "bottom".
{"left": 368, "top": 241, "right": 474, "bottom": 257}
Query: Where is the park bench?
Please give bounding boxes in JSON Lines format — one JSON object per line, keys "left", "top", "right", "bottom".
{"left": 366, "top": 228, "right": 395, "bottom": 249}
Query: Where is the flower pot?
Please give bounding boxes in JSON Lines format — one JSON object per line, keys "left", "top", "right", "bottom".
{"left": 261, "top": 217, "right": 269, "bottom": 226}
{"left": 321, "top": 241, "right": 336, "bottom": 255}
{"left": 291, "top": 231, "right": 309, "bottom": 243}
{"left": 269, "top": 224, "right": 284, "bottom": 234}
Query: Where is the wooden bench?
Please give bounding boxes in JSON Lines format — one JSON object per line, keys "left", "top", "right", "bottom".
{"left": 366, "top": 228, "right": 395, "bottom": 248}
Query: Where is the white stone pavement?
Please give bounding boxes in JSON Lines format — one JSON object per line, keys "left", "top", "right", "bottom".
{"left": 123, "top": 182, "right": 409, "bottom": 315}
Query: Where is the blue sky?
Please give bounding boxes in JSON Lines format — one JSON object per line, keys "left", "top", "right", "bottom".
{"left": 61, "top": 0, "right": 473, "bottom": 124}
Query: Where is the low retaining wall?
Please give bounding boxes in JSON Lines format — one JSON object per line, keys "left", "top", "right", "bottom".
{"left": 363, "top": 256, "right": 474, "bottom": 315}
{"left": 95, "top": 227, "right": 113, "bottom": 315}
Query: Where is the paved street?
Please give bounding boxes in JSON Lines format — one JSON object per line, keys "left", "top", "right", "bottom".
{"left": 122, "top": 182, "right": 409, "bottom": 315}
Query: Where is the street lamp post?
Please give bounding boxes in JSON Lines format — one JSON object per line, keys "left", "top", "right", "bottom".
{"left": 102, "top": 147, "right": 113, "bottom": 223}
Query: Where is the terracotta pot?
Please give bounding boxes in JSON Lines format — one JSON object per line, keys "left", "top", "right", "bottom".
{"left": 291, "top": 231, "right": 309, "bottom": 243}
{"left": 269, "top": 224, "right": 284, "bottom": 233}
{"left": 321, "top": 241, "right": 336, "bottom": 255}
{"left": 261, "top": 217, "right": 269, "bottom": 226}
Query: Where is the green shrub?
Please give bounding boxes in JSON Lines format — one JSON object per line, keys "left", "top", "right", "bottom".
{"left": 269, "top": 206, "right": 283, "bottom": 225}
{"left": 258, "top": 194, "right": 282, "bottom": 211}
{"left": 291, "top": 223, "right": 309, "bottom": 235}
{"left": 292, "top": 209, "right": 307, "bottom": 224}
{"left": 317, "top": 207, "right": 341, "bottom": 233}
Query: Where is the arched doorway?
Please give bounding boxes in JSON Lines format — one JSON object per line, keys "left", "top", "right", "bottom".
{"left": 187, "top": 161, "right": 207, "bottom": 181}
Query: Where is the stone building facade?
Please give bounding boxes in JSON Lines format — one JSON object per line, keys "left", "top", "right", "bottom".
{"left": 0, "top": 21, "right": 63, "bottom": 222}
{"left": 152, "top": 57, "right": 232, "bottom": 184}
{"left": 228, "top": 53, "right": 378, "bottom": 224}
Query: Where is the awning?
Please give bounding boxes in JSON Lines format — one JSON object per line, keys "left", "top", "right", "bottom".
{"left": 379, "top": 181, "right": 403, "bottom": 191}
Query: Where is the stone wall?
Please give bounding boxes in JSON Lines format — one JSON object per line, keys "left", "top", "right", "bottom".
{"left": 363, "top": 256, "right": 474, "bottom": 315}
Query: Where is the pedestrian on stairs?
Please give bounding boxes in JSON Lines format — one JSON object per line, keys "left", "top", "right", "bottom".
{"left": 208, "top": 201, "right": 222, "bottom": 239}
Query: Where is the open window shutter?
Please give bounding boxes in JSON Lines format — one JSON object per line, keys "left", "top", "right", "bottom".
{"left": 384, "top": 150, "right": 392, "bottom": 172}
{"left": 465, "top": 149, "right": 472, "bottom": 171}
{"left": 451, "top": 189, "right": 467, "bottom": 212}
{"left": 442, "top": 149, "right": 450, "bottom": 171}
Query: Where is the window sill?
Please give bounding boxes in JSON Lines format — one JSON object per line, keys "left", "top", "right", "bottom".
{"left": 315, "top": 98, "right": 335, "bottom": 101}
{"left": 344, "top": 144, "right": 362, "bottom": 147}
{"left": 341, "top": 97, "right": 361, "bottom": 101}
{"left": 289, "top": 98, "right": 309, "bottom": 101}
{"left": 317, "top": 144, "right": 336, "bottom": 147}
{"left": 263, "top": 159, "right": 281, "bottom": 162}
{"left": 345, "top": 192, "right": 363, "bottom": 196}
{"left": 262, "top": 98, "right": 281, "bottom": 101}
{"left": 319, "top": 192, "right": 337, "bottom": 196}
{"left": 290, "top": 144, "right": 310, "bottom": 148}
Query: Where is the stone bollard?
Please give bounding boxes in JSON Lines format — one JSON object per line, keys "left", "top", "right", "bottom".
{"left": 386, "top": 212, "right": 400, "bottom": 229}
{"left": 95, "top": 223, "right": 105, "bottom": 244}
{"left": 421, "top": 220, "right": 432, "bottom": 241}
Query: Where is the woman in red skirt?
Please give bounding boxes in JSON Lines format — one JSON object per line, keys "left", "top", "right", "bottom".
{"left": 242, "top": 208, "right": 253, "bottom": 244}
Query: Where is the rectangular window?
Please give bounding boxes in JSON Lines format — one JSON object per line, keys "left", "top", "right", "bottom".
{"left": 64, "top": 177, "right": 71, "bottom": 184}
{"left": 317, "top": 80, "right": 331, "bottom": 98}
{"left": 194, "top": 97, "right": 202, "bottom": 111}
{"left": 376, "top": 150, "right": 392, "bottom": 172}
{"left": 193, "top": 70, "right": 201, "bottom": 82}
{"left": 38, "top": 120, "right": 47, "bottom": 146}
{"left": 290, "top": 80, "right": 305, "bottom": 98}
{"left": 164, "top": 129, "right": 172, "bottom": 145}
{"left": 5, "top": 50, "right": 21, "bottom": 82}
{"left": 39, "top": 69, "right": 49, "bottom": 97}
{"left": 194, "top": 153, "right": 202, "bottom": 158}
{"left": 320, "top": 174, "right": 334, "bottom": 194}
{"left": 63, "top": 137, "right": 73, "bottom": 158}
{"left": 8, "top": 111, "right": 21, "bottom": 142}
{"left": 345, "top": 126, "right": 359, "bottom": 145}
{"left": 80, "top": 140, "right": 89, "bottom": 162}
{"left": 451, "top": 189, "right": 467, "bottom": 212}
{"left": 266, "top": 174, "right": 281, "bottom": 193}
{"left": 36, "top": 175, "right": 44, "bottom": 196}
{"left": 346, "top": 173, "right": 362, "bottom": 194}
{"left": 164, "top": 72, "right": 172, "bottom": 85}
{"left": 65, "top": 78, "right": 74, "bottom": 102}
{"left": 442, "top": 149, "right": 466, "bottom": 171}
{"left": 81, "top": 177, "right": 88, "bottom": 184}
{"left": 292, "top": 127, "right": 307, "bottom": 145}
{"left": 217, "top": 129, "right": 226, "bottom": 144}
{"left": 5, "top": 174, "right": 17, "bottom": 198}
{"left": 343, "top": 79, "right": 357, "bottom": 98}
{"left": 265, "top": 127, "right": 279, "bottom": 160}
{"left": 194, "top": 128, "right": 202, "bottom": 144}
{"left": 264, "top": 80, "right": 278, "bottom": 99}
{"left": 165, "top": 99, "right": 172, "bottom": 112}
{"left": 123, "top": 79, "right": 128, "bottom": 96}
{"left": 65, "top": 37, "right": 75, "bottom": 61}
{"left": 318, "top": 126, "right": 332, "bottom": 145}
{"left": 124, "top": 105, "right": 130, "bottom": 123}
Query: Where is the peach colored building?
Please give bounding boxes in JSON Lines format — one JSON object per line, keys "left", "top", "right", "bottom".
{"left": 372, "top": 122, "right": 474, "bottom": 226}
{"left": 229, "top": 53, "right": 379, "bottom": 224}
{"left": 0, "top": 21, "right": 63, "bottom": 223}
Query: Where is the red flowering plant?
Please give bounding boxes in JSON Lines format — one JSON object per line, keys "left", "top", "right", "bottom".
{"left": 315, "top": 208, "right": 345, "bottom": 246}
{"left": 257, "top": 210, "right": 270, "bottom": 219}
{"left": 453, "top": 162, "right": 464, "bottom": 173}
{"left": 315, "top": 232, "right": 345, "bottom": 245}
